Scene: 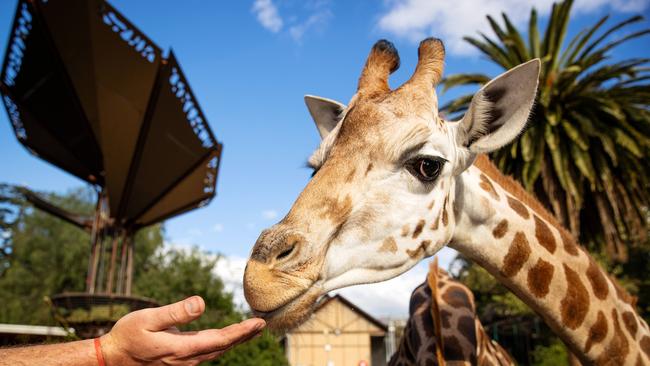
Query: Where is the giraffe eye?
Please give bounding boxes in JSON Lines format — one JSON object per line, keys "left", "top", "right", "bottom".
{"left": 408, "top": 157, "right": 443, "bottom": 182}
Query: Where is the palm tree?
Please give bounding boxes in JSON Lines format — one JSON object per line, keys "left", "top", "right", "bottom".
{"left": 442, "top": 0, "right": 650, "bottom": 262}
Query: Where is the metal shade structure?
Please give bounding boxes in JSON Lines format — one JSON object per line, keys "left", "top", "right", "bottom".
{"left": 1, "top": 0, "right": 223, "bottom": 297}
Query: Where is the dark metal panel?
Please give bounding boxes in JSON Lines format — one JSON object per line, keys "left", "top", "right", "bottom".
{"left": 1, "top": 89, "right": 95, "bottom": 182}
{"left": 87, "top": 0, "right": 162, "bottom": 216}
{"left": 123, "top": 53, "right": 217, "bottom": 222}
{"left": 136, "top": 149, "right": 219, "bottom": 227}
{"left": 1, "top": 0, "right": 221, "bottom": 232}
{"left": 37, "top": 0, "right": 101, "bottom": 141}
{"left": 1, "top": 0, "right": 103, "bottom": 184}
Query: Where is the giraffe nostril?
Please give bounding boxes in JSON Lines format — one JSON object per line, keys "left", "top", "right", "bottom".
{"left": 275, "top": 245, "right": 296, "bottom": 261}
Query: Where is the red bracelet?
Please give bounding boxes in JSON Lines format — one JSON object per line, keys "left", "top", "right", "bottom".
{"left": 94, "top": 337, "right": 106, "bottom": 366}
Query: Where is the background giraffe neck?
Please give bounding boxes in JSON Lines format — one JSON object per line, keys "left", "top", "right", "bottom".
{"left": 449, "top": 158, "right": 649, "bottom": 365}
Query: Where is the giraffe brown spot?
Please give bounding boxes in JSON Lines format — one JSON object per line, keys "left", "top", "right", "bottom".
{"left": 401, "top": 224, "right": 410, "bottom": 237}
{"left": 527, "top": 258, "right": 554, "bottom": 298}
{"left": 479, "top": 174, "right": 500, "bottom": 200}
{"left": 412, "top": 219, "right": 425, "bottom": 239}
{"left": 507, "top": 196, "right": 530, "bottom": 219}
{"left": 364, "top": 163, "right": 373, "bottom": 176}
{"left": 430, "top": 214, "right": 440, "bottom": 231}
{"left": 492, "top": 219, "right": 508, "bottom": 239}
{"left": 596, "top": 309, "right": 630, "bottom": 365}
{"left": 440, "top": 309, "right": 452, "bottom": 328}
{"left": 457, "top": 315, "right": 477, "bottom": 347}
{"left": 559, "top": 229, "right": 579, "bottom": 256}
{"left": 586, "top": 258, "right": 609, "bottom": 300}
{"left": 636, "top": 355, "right": 643, "bottom": 366}
{"left": 622, "top": 311, "right": 638, "bottom": 338}
{"left": 641, "top": 336, "right": 650, "bottom": 358}
{"left": 441, "top": 285, "right": 472, "bottom": 309}
{"left": 534, "top": 215, "right": 556, "bottom": 253}
{"left": 442, "top": 197, "right": 449, "bottom": 226}
{"left": 500, "top": 232, "right": 531, "bottom": 278}
{"left": 406, "top": 240, "right": 430, "bottom": 258}
{"left": 427, "top": 199, "right": 435, "bottom": 210}
{"left": 585, "top": 311, "right": 608, "bottom": 353}
{"left": 443, "top": 335, "right": 465, "bottom": 361}
{"left": 379, "top": 237, "right": 397, "bottom": 253}
{"left": 560, "top": 264, "right": 589, "bottom": 330}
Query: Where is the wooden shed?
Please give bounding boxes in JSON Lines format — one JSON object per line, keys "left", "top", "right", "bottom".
{"left": 283, "top": 294, "right": 388, "bottom": 366}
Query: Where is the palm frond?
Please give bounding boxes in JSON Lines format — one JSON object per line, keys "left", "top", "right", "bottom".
{"left": 441, "top": 0, "right": 650, "bottom": 262}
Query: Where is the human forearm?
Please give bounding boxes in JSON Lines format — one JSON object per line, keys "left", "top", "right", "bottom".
{"left": 0, "top": 338, "right": 96, "bottom": 366}
{"left": 0, "top": 296, "right": 265, "bottom": 365}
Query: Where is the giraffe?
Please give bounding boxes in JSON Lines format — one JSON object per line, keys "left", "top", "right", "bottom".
{"left": 242, "top": 38, "right": 650, "bottom": 365}
{"left": 389, "top": 258, "right": 515, "bottom": 366}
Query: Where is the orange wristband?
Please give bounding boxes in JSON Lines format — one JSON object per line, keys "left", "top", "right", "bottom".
{"left": 94, "top": 338, "right": 106, "bottom": 366}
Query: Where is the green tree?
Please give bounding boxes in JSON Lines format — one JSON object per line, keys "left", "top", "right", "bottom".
{"left": 442, "top": 0, "right": 650, "bottom": 263}
{"left": 0, "top": 185, "right": 288, "bottom": 365}
{"left": 0, "top": 184, "right": 24, "bottom": 277}
{"left": 135, "top": 247, "right": 288, "bottom": 366}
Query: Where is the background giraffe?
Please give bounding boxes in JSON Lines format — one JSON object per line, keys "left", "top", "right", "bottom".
{"left": 243, "top": 38, "right": 650, "bottom": 364}
{"left": 390, "top": 259, "right": 515, "bottom": 366}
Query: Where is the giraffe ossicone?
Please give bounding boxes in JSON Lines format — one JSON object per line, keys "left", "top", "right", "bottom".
{"left": 243, "top": 38, "right": 649, "bottom": 365}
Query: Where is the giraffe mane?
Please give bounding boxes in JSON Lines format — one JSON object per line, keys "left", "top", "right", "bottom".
{"left": 472, "top": 154, "right": 636, "bottom": 302}
{"left": 427, "top": 258, "right": 446, "bottom": 366}
{"left": 473, "top": 154, "right": 563, "bottom": 231}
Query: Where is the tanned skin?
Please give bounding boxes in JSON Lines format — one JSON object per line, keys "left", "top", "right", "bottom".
{"left": 0, "top": 296, "right": 266, "bottom": 366}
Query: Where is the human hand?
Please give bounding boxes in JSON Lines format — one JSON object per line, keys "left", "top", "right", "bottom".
{"left": 100, "top": 296, "right": 265, "bottom": 365}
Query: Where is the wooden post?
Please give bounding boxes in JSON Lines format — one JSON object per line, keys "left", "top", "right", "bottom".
{"left": 125, "top": 237, "right": 134, "bottom": 296}
{"left": 106, "top": 231, "right": 120, "bottom": 295}
{"left": 116, "top": 234, "right": 128, "bottom": 294}
{"left": 86, "top": 191, "right": 102, "bottom": 293}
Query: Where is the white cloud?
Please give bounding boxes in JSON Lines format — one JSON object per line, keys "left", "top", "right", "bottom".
{"left": 212, "top": 223, "right": 224, "bottom": 233}
{"left": 335, "top": 246, "right": 458, "bottom": 319}
{"left": 252, "top": 0, "right": 332, "bottom": 42}
{"left": 214, "top": 255, "right": 248, "bottom": 309}
{"left": 377, "top": 0, "right": 650, "bottom": 55}
{"left": 213, "top": 247, "right": 459, "bottom": 319}
{"left": 289, "top": 9, "right": 332, "bottom": 42}
{"left": 252, "top": 0, "right": 283, "bottom": 33}
{"left": 262, "top": 209, "right": 279, "bottom": 220}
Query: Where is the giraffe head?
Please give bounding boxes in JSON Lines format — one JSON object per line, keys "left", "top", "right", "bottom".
{"left": 244, "top": 38, "right": 540, "bottom": 329}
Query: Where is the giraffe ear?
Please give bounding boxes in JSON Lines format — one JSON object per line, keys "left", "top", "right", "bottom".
{"left": 304, "top": 95, "right": 347, "bottom": 140}
{"left": 457, "top": 59, "right": 540, "bottom": 153}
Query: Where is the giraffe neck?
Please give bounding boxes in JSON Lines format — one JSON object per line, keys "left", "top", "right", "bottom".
{"left": 449, "top": 159, "right": 650, "bottom": 365}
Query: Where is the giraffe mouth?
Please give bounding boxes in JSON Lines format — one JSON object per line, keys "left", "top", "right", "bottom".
{"left": 250, "top": 283, "right": 325, "bottom": 330}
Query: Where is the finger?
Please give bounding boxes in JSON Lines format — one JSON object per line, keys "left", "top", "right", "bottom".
{"left": 144, "top": 296, "right": 206, "bottom": 331}
{"left": 171, "top": 318, "right": 266, "bottom": 356}
{"left": 185, "top": 328, "right": 264, "bottom": 362}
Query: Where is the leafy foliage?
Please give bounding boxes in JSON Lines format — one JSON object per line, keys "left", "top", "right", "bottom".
{"left": 444, "top": 2, "right": 650, "bottom": 363}
{"left": 531, "top": 338, "right": 570, "bottom": 366}
{"left": 134, "top": 248, "right": 241, "bottom": 330}
{"left": 442, "top": 0, "right": 650, "bottom": 262}
{"left": 0, "top": 184, "right": 24, "bottom": 277}
{"left": 453, "top": 255, "right": 531, "bottom": 320}
{"left": 0, "top": 185, "right": 288, "bottom": 365}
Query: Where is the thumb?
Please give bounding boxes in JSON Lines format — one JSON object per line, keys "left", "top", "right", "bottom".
{"left": 146, "top": 296, "right": 205, "bottom": 331}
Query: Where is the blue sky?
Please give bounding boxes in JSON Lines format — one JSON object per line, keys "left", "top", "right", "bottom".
{"left": 1, "top": 0, "right": 648, "bottom": 317}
